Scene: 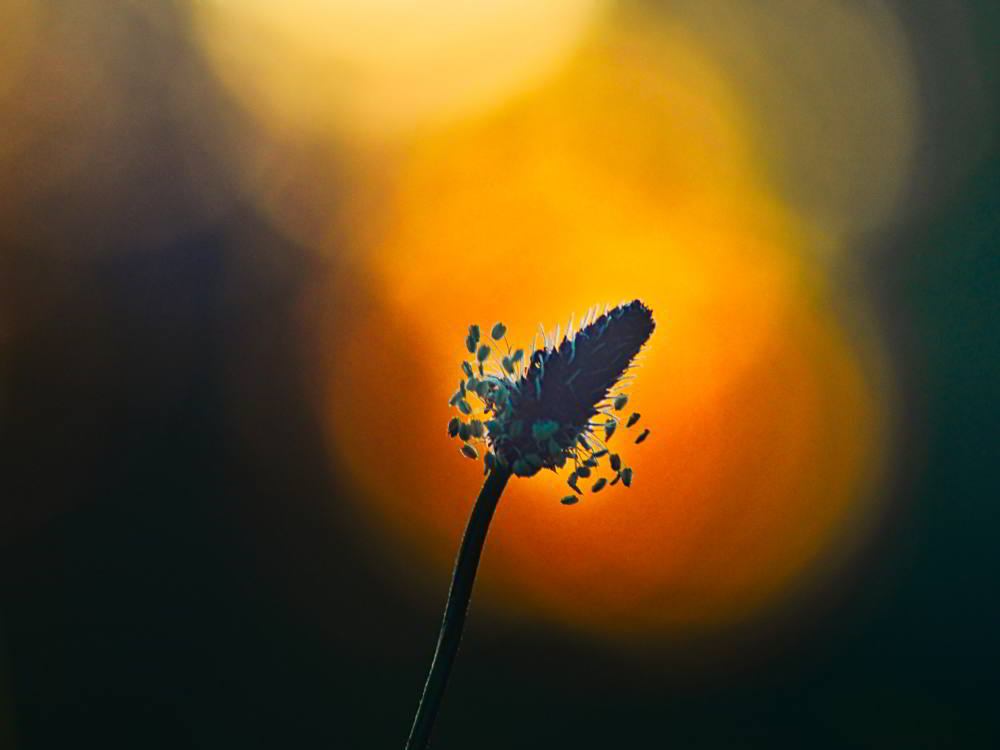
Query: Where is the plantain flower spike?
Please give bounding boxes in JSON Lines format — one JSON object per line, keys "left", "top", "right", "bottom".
{"left": 448, "top": 300, "right": 655, "bottom": 500}
{"left": 410, "top": 299, "right": 657, "bottom": 750}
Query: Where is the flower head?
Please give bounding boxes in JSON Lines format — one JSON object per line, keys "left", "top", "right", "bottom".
{"left": 448, "top": 300, "right": 655, "bottom": 501}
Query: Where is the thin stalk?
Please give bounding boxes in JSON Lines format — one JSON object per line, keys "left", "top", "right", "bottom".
{"left": 405, "top": 465, "right": 512, "bottom": 750}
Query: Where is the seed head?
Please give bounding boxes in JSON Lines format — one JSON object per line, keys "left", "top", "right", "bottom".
{"left": 447, "top": 300, "right": 655, "bottom": 504}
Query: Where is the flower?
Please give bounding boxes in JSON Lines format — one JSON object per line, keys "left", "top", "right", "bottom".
{"left": 448, "top": 300, "right": 655, "bottom": 500}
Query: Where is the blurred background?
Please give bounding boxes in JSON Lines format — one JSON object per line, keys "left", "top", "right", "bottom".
{"left": 1, "top": 0, "right": 997, "bottom": 747}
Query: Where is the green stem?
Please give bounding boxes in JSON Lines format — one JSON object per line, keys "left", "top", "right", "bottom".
{"left": 405, "top": 465, "right": 512, "bottom": 750}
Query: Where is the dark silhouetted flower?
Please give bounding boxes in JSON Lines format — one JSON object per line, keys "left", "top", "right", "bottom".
{"left": 448, "top": 300, "right": 655, "bottom": 500}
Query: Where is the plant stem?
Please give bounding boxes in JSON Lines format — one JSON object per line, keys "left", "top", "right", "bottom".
{"left": 405, "top": 465, "right": 512, "bottom": 750}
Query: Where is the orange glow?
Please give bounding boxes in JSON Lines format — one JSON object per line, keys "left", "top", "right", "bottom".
{"left": 320, "top": 18, "right": 889, "bottom": 634}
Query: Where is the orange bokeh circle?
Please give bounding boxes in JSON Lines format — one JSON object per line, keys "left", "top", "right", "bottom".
{"left": 320, "top": 20, "right": 888, "bottom": 635}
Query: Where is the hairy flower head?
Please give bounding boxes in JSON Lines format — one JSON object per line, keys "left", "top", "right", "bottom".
{"left": 448, "top": 300, "right": 655, "bottom": 502}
